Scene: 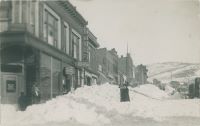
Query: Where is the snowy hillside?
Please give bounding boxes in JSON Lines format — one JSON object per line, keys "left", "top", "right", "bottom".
{"left": 147, "top": 62, "right": 200, "bottom": 83}
{"left": 2, "top": 83, "right": 200, "bottom": 126}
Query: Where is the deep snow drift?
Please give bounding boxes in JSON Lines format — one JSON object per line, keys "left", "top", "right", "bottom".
{"left": 1, "top": 83, "right": 200, "bottom": 126}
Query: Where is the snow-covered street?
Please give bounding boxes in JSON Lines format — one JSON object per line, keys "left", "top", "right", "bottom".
{"left": 1, "top": 83, "right": 200, "bottom": 126}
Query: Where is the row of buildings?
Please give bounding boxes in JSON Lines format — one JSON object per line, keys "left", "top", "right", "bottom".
{"left": 0, "top": 0, "right": 135, "bottom": 104}
{"left": 96, "top": 48, "right": 135, "bottom": 85}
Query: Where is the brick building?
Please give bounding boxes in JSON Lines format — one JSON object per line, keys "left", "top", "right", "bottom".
{"left": 82, "top": 28, "right": 100, "bottom": 86}
{"left": 0, "top": 1, "right": 96, "bottom": 104}
{"left": 96, "top": 48, "right": 119, "bottom": 84}
{"left": 135, "top": 64, "right": 148, "bottom": 85}
{"left": 118, "top": 53, "right": 135, "bottom": 86}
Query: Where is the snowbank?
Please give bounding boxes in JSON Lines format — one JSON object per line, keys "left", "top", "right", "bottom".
{"left": 1, "top": 83, "right": 200, "bottom": 126}
{"left": 1, "top": 95, "right": 110, "bottom": 126}
{"left": 133, "top": 84, "right": 169, "bottom": 99}
{"left": 165, "top": 85, "right": 175, "bottom": 95}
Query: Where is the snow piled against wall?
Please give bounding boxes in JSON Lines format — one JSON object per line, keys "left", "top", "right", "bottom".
{"left": 1, "top": 83, "right": 200, "bottom": 126}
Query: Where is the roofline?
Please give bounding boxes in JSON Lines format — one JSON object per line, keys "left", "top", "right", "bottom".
{"left": 57, "top": 0, "right": 88, "bottom": 25}
{"left": 87, "top": 29, "right": 100, "bottom": 48}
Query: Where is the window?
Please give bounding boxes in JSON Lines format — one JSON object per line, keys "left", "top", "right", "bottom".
{"left": 30, "top": 1, "right": 36, "bottom": 26}
{"left": 52, "top": 58, "right": 61, "bottom": 97}
{"left": 64, "top": 22, "right": 69, "bottom": 54}
{"left": 72, "top": 33, "right": 79, "bottom": 59}
{"left": 43, "top": 4, "right": 61, "bottom": 49}
{"left": 88, "top": 46, "right": 91, "bottom": 62}
{"left": 98, "top": 65, "right": 102, "bottom": 72}
{"left": 103, "top": 57, "right": 106, "bottom": 65}
{"left": 22, "top": 1, "right": 27, "bottom": 23}
{"left": 72, "top": 29, "right": 81, "bottom": 60}
{"left": 40, "top": 53, "right": 61, "bottom": 100}
{"left": 12, "top": 1, "right": 38, "bottom": 35}
{"left": 40, "top": 53, "right": 51, "bottom": 100}
{"left": 6, "top": 80, "right": 16, "bottom": 93}
{"left": 44, "top": 10, "right": 58, "bottom": 47}
{"left": 13, "top": 1, "right": 20, "bottom": 23}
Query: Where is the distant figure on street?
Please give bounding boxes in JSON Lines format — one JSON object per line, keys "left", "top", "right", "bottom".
{"left": 32, "top": 84, "right": 41, "bottom": 104}
{"left": 18, "top": 92, "right": 27, "bottom": 111}
{"left": 119, "top": 80, "right": 130, "bottom": 102}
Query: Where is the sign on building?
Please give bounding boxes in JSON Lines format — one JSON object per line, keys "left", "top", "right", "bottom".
{"left": 75, "top": 61, "right": 89, "bottom": 68}
{"left": 64, "top": 66, "right": 75, "bottom": 75}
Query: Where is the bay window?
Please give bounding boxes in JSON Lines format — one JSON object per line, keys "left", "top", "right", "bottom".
{"left": 11, "top": 1, "right": 38, "bottom": 35}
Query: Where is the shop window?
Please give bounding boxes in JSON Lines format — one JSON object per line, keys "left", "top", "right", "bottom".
{"left": 52, "top": 58, "right": 61, "bottom": 97}
{"left": 40, "top": 53, "right": 61, "bottom": 100}
{"left": 6, "top": 80, "right": 16, "bottom": 93}
{"left": 40, "top": 53, "right": 51, "bottom": 101}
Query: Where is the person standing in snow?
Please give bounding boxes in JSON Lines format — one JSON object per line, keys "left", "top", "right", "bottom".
{"left": 18, "top": 92, "right": 27, "bottom": 111}
{"left": 119, "top": 75, "right": 130, "bottom": 102}
{"left": 32, "top": 83, "right": 41, "bottom": 104}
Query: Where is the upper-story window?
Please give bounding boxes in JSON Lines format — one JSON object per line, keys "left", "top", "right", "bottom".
{"left": 64, "top": 22, "right": 69, "bottom": 54}
{"left": 88, "top": 46, "right": 91, "bottom": 62}
{"left": 72, "top": 29, "right": 81, "bottom": 61}
{"left": 11, "top": 1, "right": 38, "bottom": 35}
{"left": 12, "top": 1, "right": 34, "bottom": 24}
{"left": 72, "top": 33, "right": 79, "bottom": 59}
{"left": 13, "top": 1, "right": 20, "bottom": 23}
{"left": 98, "top": 65, "right": 102, "bottom": 72}
{"left": 43, "top": 4, "right": 61, "bottom": 49}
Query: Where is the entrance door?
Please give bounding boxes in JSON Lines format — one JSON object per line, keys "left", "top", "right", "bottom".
{"left": 87, "top": 77, "right": 91, "bottom": 86}
{"left": 1, "top": 74, "right": 19, "bottom": 104}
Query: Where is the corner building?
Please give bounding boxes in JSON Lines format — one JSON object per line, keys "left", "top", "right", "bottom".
{"left": 0, "top": 1, "right": 88, "bottom": 104}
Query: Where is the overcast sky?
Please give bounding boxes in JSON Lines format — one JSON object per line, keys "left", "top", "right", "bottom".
{"left": 70, "top": 0, "right": 200, "bottom": 65}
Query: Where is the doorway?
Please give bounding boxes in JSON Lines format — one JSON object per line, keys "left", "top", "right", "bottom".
{"left": 86, "top": 76, "right": 91, "bottom": 86}
{"left": 1, "top": 74, "right": 20, "bottom": 104}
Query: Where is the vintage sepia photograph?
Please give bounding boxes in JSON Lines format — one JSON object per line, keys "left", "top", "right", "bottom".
{"left": 0, "top": 0, "right": 200, "bottom": 126}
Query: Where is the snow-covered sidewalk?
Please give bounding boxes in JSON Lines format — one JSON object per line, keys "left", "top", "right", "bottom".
{"left": 1, "top": 83, "right": 200, "bottom": 126}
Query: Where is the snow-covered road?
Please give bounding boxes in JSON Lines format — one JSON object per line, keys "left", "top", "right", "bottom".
{"left": 1, "top": 83, "right": 200, "bottom": 126}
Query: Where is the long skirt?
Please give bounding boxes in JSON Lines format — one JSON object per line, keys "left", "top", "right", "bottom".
{"left": 120, "top": 87, "right": 130, "bottom": 102}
